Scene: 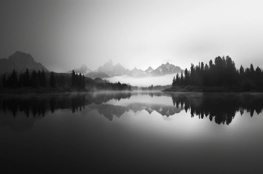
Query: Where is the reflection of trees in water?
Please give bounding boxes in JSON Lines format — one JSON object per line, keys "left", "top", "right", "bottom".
{"left": 171, "top": 93, "right": 263, "bottom": 125}
{"left": 0, "top": 93, "right": 132, "bottom": 117}
{"left": 0, "top": 93, "right": 132, "bottom": 132}
{"left": 0, "top": 95, "right": 84, "bottom": 117}
{"left": 1, "top": 92, "right": 263, "bottom": 125}
{"left": 90, "top": 92, "right": 131, "bottom": 104}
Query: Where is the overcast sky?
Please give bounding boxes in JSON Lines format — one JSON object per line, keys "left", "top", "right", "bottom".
{"left": 1, "top": 0, "right": 263, "bottom": 72}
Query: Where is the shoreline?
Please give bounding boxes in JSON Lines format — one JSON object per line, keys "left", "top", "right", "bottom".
{"left": 2, "top": 86, "right": 263, "bottom": 94}
{"left": 163, "top": 86, "right": 263, "bottom": 92}
{"left": 0, "top": 87, "right": 135, "bottom": 94}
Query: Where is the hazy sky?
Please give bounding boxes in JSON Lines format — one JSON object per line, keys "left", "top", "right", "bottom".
{"left": 1, "top": 0, "right": 263, "bottom": 72}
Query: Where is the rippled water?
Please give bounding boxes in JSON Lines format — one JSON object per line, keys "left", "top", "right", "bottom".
{"left": 1, "top": 92, "right": 263, "bottom": 173}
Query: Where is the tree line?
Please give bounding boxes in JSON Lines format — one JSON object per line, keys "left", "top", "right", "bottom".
{"left": 71, "top": 70, "right": 85, "bottom": 89}
{"left": 0, "top": 69, "right": 131, "bottom": 91}
{"left": 172, "top": 56, "right": 263, "bottom": 91}
{"left": 0, "top": 69, "right": 86, "bottom": 89}
{"left": 89, "top": 79, "right": 132, "bottom": 91}
{"left": 2, "top": 69, "right": 51, "bottom": 88}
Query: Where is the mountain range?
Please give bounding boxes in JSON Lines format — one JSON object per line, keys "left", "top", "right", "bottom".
{"left": 0, "top": 51, "right": 48, "bottom": 74}
{"left": 0, "top": 51, "right": 182, "bottom": 79}
{"left": 85, "top": 60, "right": 182, "bottom": 79}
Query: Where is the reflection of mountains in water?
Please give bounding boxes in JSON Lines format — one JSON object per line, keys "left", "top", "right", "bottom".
{"left": 93, "top": 93, "right": 263, "bottom": 124}
{"left": 91, "top": 103, "right": 183, "bottom": 121}
{"left": 1, "top": 92, "right": 263, "bottom": 130}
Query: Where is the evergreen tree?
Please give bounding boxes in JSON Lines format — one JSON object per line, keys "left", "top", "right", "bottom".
{"left": 50, "top": 72, "right": 56, "bottom": 88}
{"left": 180, "top": 71, "right": 184, "bottom": 86}
{"left": 82, "top": 75, "right": 85, "bottom": 89}
{"left": 184, "top": 68, "right": 189, "bottom": 85}
{"left": 172, "top": 76, "right": 176, "bottom": 86}
{"left": 58, "top": 74, "right": 66, "bottom": 88}
{"left": 41, "top": 70, "right": 47, "bottom": 87}
{"left": 31, "top": 70, "right": 39, "bottom": 88}
{"left": 71, "top": 70, "right": 76, "bottom": 88}
{"left": 25, "top": 69, "right": 30, "bottom": 87}
{"left": 9, "top": 70, "right": 18, "bottom": 88}
{"left": 37, "top": 71, "right": 41, "bottom": 86}
{"left": 240, "top": 65, "right": 244, "bottom": 75}
{"left": 18, "top": 73, "right": 24, "bottom": 87}
{"left": 2, "top": 74, "right": 6, "bottom": 88}
{"left": 78, "top": 73, "right": 82, "bottom": 89}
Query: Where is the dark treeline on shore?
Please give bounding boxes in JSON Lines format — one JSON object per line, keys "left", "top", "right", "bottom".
{"left": 141, "top": 85, "right": 171, "bottom": 91}
{"left": 0, "top": 69, "right": 131, "bottom": 92}
{"left": 0, "top": 69, "right": 82, "bottom": 89}
{"left": 2, "top": 69, "right": 48, "bottom": 88}
{"left": 171, "top": 56, "right": 263, "bottom": 91}
{"left": 90, "top": 78, "right": 132, "bottom": 91}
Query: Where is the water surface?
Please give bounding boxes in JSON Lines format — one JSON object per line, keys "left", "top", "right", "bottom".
{"left": 1, "top": 92, "right": 263, "bottom": 173}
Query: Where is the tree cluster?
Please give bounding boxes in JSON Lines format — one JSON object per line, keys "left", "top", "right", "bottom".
{"left": 172, "top": 56, "right": 263, "bottom": 91}
{"left": 91, "top": 79, "right": 131, "bottom": 91}
{"left": 2, "top": 69, "right": 49, "bottom": 88}
{"left": 71, "top": 70, "right": 85, "bottom": 90}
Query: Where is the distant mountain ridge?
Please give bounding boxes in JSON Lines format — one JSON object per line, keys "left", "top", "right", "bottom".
{"left": 96, "top": 60, "right": 130, "bottom": 76}
{"left": 0, "top": 51, "right": 181, "bottom": 79}
{"left": 85, "top": 60, "right": 182, "bottom": 79}
{"left": 0, "top": 51, "right": 48, "bottom": 74}
{"left": 70, "top": 64, "right": 92, "bottom": 75}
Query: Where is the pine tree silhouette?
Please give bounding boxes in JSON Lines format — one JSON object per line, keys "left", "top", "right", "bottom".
{"left": 50, "top": 72, "right": 56, "bottom": 88}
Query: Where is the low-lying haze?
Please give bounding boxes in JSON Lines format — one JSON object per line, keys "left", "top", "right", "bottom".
{"left": 106, "top": 74, "right": 176, "bottom": 87}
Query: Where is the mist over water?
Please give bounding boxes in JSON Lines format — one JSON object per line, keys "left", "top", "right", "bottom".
{"left": 104, "top": 74, "right": 177, "bottom": 86}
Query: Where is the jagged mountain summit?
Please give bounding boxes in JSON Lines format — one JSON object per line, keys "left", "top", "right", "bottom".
{"left": 129, "top": 67, "right": 146, "bottom": 76}
{"left": 0, "top": 51, "right": 48, "bottom": 74}
{"left": 145, "top": 66, "right": 154, "bottom": 73}
{"left": 86, "top": 60, "right": 182, "bottom": 78}
{"left": 86, "top": 60, "right": 129, "bottom": 78}
{"left": 97, "top": 60, "right": 129, "bottom": 76}
{"left": 151, "top": 62, "right": 182, "bottom": 76}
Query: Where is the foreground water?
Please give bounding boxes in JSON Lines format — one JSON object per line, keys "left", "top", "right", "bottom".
{"left": 1, "top": 92, "right": 263, "bottom": 173}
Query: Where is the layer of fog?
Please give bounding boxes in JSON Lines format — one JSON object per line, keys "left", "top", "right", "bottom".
{"left": 104, "top": 74, "right": 177, "bottom": 87}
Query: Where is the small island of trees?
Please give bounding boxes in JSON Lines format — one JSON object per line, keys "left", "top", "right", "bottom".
{"left": 169, "top": 56, "right": 263, "bottom": 92}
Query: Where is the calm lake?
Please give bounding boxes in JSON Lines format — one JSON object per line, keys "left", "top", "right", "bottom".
{"left": 1, "top": 92, "right": 263, "bottom": 173}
